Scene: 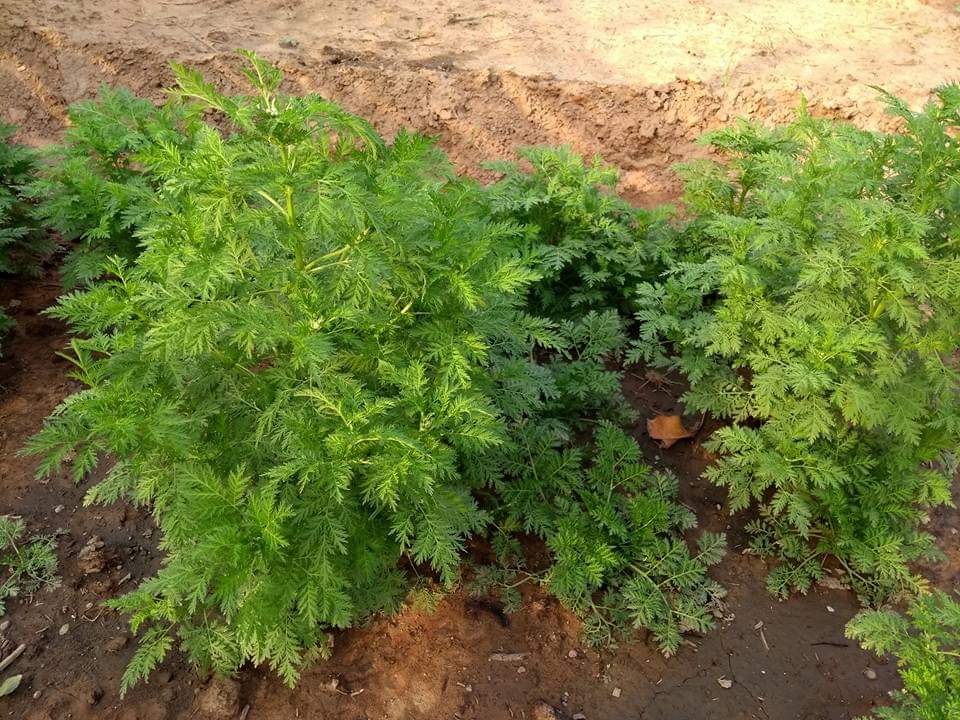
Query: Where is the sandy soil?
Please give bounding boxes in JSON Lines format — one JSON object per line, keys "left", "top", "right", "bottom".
{"left": 2, "top": 0, "right": 960, "bottom": 198}
{"left": 0, "top": 1, "right": 959, "bottom": 719}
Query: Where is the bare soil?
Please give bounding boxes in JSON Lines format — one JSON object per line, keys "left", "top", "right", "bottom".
{"left": 0, "top": 2, "right": 959, "bottom": 719}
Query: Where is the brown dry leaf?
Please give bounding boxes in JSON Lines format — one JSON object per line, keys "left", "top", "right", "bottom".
{"left": 647, "top": 414, "right": 698, "bottom": 449}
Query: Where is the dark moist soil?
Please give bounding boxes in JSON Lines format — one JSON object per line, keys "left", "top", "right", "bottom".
{"left": 0, "top": 269, "right": 914, "bottom": 720}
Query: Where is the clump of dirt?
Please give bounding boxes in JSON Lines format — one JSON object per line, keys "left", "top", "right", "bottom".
{"left": 4, "top": 1, "right": 958, "bottom": 199}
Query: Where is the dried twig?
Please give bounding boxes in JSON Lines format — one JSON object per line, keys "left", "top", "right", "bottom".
{"left": 0, "top": 643, "right": 26, "bottom": 673}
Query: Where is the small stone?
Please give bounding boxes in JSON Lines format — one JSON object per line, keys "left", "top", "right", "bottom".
{"left": 32, "top": 690, "right": 41, "bottom": 700}
{"left": 195, "top": 678, "right": 241, "bottom": 718}
{"left": 279, "top": 37, "right": 300, "bottom": 49}
{"left": 531, "top": 702, "right": 562, "bottom": 720}
{"left": 54, "top": 505, "right": 65, "bottom": 514}
{"left": 612, "top": 687, "right": 622, "bottom": 698}
{"left": 573, "top": 714, "right": 587, "bottom": 720}
{"left": 318, "top": 676, "right": 340, "bottom": 693}
{"left": 78, "top": 536, "right": 107, "bottom": 575}
{"left": 84, "top": 685, "right": 104, "bottom": 706}
{"left": 517, "top": 665, "right": 526, "bottom": 674}
{"left": 59, "top": 623, "right": 70, "bottom": 635}
{"left": 567, "top": 649, "right": 578, "bottom": 658}
{"left": 717, "top": 677, "right": 733, "bottom": 689}
{"left": 104, "top": 635, "right": 128, "bottom": 653}
{"left": 0, "top": 620, "right": 9, "bottom": 633}
{"left": 864, "top": 668, "right": 877, "bottom": 680}
{"left": 826, "top": 605, "right": 835, "bottom": 613}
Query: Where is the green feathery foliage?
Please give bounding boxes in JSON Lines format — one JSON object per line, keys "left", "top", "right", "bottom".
{"left": 475, "top": 420, "right": 726, "bottom": 654}
{"left": 473, "top": 147, "right": 725, "bottom": 654}
{"left": 465, "top": 293, "right": 724, "bottom": 652}
{"left": 631, "top": 87, "right": 960, "bottom": 601}
{"left": 26, "top": 52, "right": 543, "bottom": 691}
{"left": 29, "top": 86, "right": 194, "bottom": 288}
{"left": 1, "top": 124, "right": 53, "bottom": 354}
{"left": 847, "top": 590, "right": 960, "bottom": 719}
{"left": 0, "top": 515, "right": 59, "bottom": 616}
{"left": 0, "top": 124, "right": 51, "bottom": 275}
{"left": 486, "top": 146, "right": 676, "bottom": 320}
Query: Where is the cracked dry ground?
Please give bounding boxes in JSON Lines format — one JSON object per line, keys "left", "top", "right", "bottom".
{"left": 1, "top": 1, "right": 960, "bottom": 719}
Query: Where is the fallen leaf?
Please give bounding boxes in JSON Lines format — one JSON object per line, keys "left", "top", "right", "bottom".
{"left": 0, "top": 674, "right": 22, "bottom": 697}
{"left": 647, "top": 414, "right": 700, "bottom": 449}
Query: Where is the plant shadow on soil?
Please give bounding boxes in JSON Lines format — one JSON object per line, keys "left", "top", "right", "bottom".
{"left": 2, "top": 267, "right": 944, "bottom": 720}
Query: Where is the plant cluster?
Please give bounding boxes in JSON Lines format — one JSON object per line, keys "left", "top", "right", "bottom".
{"left": 473, "top": 148, "right": 725, "bottom": 651}
{"left": 26, "top": 53, "right": 548, "bottom": 691}
{"left": 0, "top": 515, "right": 59, "bottom": 616}
{"left": 486, "top": 145, "right": 674, "bottom": 320}
{"left": 847, "top": 590, "right": 960, "bottom": 720}
{"left": 472, "top": 421, "right": 725, "bottom": 653}
{"left": 0, "top": 124, "right": 53, "bottom": 353}
{"left": 25, "top": 55, "right": 727, "bottom": 688}
{"left": 22, "top": 49, "right": 960, "bottom": 695}
{"left": 29, "top": 86, "right": 194, "bottom": 288}
{"left": 632, "top": 90, "right": 960, "bottom": 601}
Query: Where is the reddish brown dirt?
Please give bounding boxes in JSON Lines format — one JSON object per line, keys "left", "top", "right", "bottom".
{"left": 1, "top": 1, "right": 959, "bottom": 718}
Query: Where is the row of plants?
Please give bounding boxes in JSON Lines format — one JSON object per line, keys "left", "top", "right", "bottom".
{"left": 0, "top": 123, "right": 53, "bottom": 354}
{"left": 1, "top": 52, "right": 957, "bottom": 716}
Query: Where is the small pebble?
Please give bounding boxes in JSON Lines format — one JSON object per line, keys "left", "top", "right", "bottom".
{"left": 54, "top": 505, "right": 65, "bottom": 514}
{"left": 567, "top": 649, "right": 578, "bottom": 658}
{"left": 612, "top": 687, "right": 622, "bottom": 698}
{"left": 864, "top": 668, "right": 877, "bottom": 680}
{"left": 32, "top": 690, "right": 41, "bottom": 700}
{"left": 59, "top": 623, "right": 69, "bottom": 636}
{"left": 517, "top": 666, "right": 526, "bottom": 674}
{"left": 826, "top": 605, "right": 835, "bottom": 613}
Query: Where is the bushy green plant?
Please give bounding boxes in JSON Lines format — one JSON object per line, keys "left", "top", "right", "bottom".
{"left": 474, "top": 421, "right": 726, "bottom": 653}
{"left": 1, "top": 124, "right": 51, "bottom": 275}
{"left": 26, "top": 53, "right": 543, "bottom": 690}
{"left": 30, "top": 86, "right": 194, "bottom": 288}
{"left": 632, "top": 88, "right": 960, "bottom": 601}
{"left": 486, "top": 146, "right": 675, "bottom": 319}
{"left": 847, "top": 590, "right": 960, "bottom": 719}
{"left": 1, "top": 123, "right": 53, "bottom": 354}
{"left": 0, "top": 516, "right": 59, "bottom": 615}
{"left": 465, "top": 304, "right": 725, "bottom": 653}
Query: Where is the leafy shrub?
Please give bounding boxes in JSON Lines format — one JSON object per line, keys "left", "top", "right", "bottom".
{"left": 1, "top": 124, "right": 53, "bottom": 354}
{"left": 30, "top": 86, "right": 193, "bottom": 288}
{"left": 0, "top": 515, "right": 59, "bottom": 615}
{"left": 27, "top": 53, "right": 542, "bottom": 690}
{"left": 847, "top": 590, "right": 960, "bottom": 719}
{"left": 1, "top": 124, "right": 51, "bottom": 275}
{"left": 463, "top": 280, "right": 724, "bottom": 652}
{"left": 632, "top": 88, "right": 960, "bottom": 601}
{"left": 474, "top": 420, "right": 726, "bottom": 653}
{"left": 486, "top": 146, "right": 675, "bottom": 320}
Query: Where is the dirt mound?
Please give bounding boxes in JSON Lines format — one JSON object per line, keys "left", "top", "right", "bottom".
{"left": 0, "top": 8, "right": 942, "bottom": 202}
{"left": 2, "top": 2, "right": 960, "bottom": 718}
